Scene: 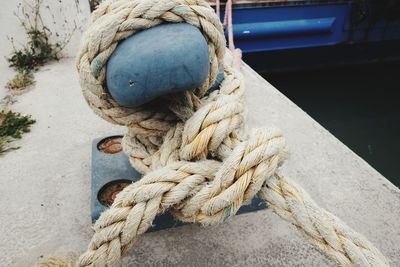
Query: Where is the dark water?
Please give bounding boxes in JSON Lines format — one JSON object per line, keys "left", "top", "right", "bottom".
{"left": 263, "top": 62, "right": 400, "bottom": 188}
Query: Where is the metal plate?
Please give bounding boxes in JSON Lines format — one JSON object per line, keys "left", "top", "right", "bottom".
{"left": 92, "top": 136, "right": 267, "bottom": 231}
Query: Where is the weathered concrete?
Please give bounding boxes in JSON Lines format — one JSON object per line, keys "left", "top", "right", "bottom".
{"left": 1, "top": 58, "right": 399, "bottom": 266}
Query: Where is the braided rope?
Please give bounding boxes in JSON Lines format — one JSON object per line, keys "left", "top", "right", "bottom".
{"left": 37, "top": 0, "right": 390, "bottom": 266}
{"left": 260, "top": 175, "right": 389, "bottom": 266}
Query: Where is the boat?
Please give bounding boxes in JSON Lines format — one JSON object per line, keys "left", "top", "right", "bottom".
{"left": 209, "top": 0, "right": 400, "bottom": 71}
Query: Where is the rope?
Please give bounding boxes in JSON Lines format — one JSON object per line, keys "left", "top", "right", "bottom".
{"left": 216, "top": 0, "right": 242, "bottom": 69}
{"left": 37, "top": 0, "right": 390, "bottom": 266}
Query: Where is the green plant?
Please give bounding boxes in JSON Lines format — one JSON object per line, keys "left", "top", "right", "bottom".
{"left": 0, "top": 110, "right": 35, "bottom": 156}
{"left": 7, "top": 0, "right": 65, "bottom": 75}
{"left": 6, "top": 72, "right": 35, "bottom": 90}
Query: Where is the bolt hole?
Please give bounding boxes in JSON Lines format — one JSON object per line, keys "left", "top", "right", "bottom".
{"left": 98, "top": 179, "right": 132, "bottom": 207}
{"left": 97, "top": 136, "right": 123, "bottom": 154}
{"left": 128, "top": 80, "right": 135, "bottom": 87}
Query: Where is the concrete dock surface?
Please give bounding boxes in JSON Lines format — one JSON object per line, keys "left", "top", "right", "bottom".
{"left": 1, "top": 58, "right": 399, "bottom": 266}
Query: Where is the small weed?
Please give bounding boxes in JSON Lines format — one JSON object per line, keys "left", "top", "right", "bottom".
{"left": 0, "top": 96, "right": 16, "bottom": 109}
{"left": 6, "top": 72, "right": 35, "bottom": 91}
{"left": 7, "top": 46, "right": 38, "bottom": 74}
{"left": 6, "top": 0, "right": 75, "bottom": 90}
{"left": 0, "top": 110, "right": 36, "bottom": 156}
{"left": 7, "top": 0, "right": 64, "bottom": 75}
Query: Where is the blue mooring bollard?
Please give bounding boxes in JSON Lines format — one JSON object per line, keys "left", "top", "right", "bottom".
{"left": 107, "top": 23, "right": 212, "bottom": 107}
{"left": 93, "top": 23, "right": 267, "bottom": 230}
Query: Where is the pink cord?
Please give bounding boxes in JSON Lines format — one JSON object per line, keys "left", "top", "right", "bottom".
{"left": 216, "top": 0, "right": 221, "bottom": 18}
{"left": 227, "top": 0, "right": 242, "bottom": 69}
{"left": 218, "top": 0, "right": 242, "bottom": 69}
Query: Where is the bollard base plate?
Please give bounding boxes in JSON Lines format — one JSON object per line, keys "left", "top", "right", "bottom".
{"left": 91, "top": 136, "right": 267, "bottom": 231}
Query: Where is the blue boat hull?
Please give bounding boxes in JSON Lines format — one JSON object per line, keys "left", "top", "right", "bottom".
{"left": 244, "top": 39, "right": 400, "bottom": 72}
{"left": 220, "top": 1, "right": 400, "bottom": 71}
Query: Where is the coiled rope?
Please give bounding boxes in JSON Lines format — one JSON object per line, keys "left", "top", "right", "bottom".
{"left": 37, "top": 0, "right": 390, "bottom": 266}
